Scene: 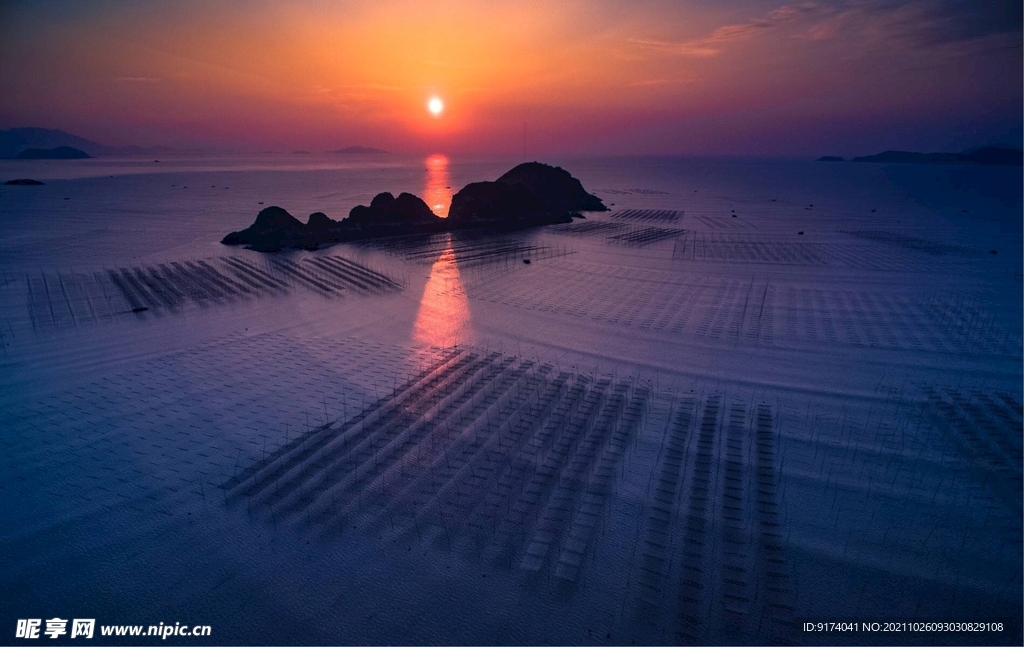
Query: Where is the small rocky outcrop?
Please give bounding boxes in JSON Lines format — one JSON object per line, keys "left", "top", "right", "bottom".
{"left": 249, "top": 205, "right": 305, "bottom": 233}
{"left": 306, "top": 211, "right": 336, "bottom": 230}
{"left": 15, "top": 146, "right": 92, "bottom": 159}
{"left": 347, "top": 192, "right": 440, "bottom": 226}
{"left": 221, "top": 206, "right": 308, "bottom": 252}
{"left": 4, "top": 178, "right": 45, "bottom": 185}
{"left": 496, "top": 162, "right": 607, "bottom": 211}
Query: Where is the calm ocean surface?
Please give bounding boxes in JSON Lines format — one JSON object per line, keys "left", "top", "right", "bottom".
{"left": 2, "top": 153, "right": 1019, "bottom": 269}
{"left": 1, "top": 153, "right": 1021, "bottom": 645}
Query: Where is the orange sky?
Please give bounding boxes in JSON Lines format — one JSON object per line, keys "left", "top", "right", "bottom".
{"left": 1, "top": 0, "right": 1020, "bottom": 155}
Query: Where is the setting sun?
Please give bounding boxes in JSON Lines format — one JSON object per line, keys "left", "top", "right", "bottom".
{"left": 427, "top": 96, "right": 444, "bottom": 117}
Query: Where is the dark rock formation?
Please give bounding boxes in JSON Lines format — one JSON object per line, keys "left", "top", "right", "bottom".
{"left": 222, "top": 161, "right": 603, "bottom": 252}
{"left": 306, "top": 211, "right": 336, "bottom": 230}
{"left": 348, "top": 192, "right": 440, "bottom": 226}
{"left": 221, "top": 206, "right": 308, "bottom": 252}
{"left": 448, "top": 181, "right": 549, "bottom": 224}
{"left": 4, "top": 178, "right": 45, "bottom": 185}
{"left": 496, "top": 162, "right": 607, "bottom": 211}
{"left": 816, "top": 156, "right": 844, "bottom": 162}
{"left": 250, "top": 205, "right": 305, "bottom": 232}
{"left": 15, "top": 146, "right": 92, "bottom": 160}
{"left": 447, "top": 162, "right": 603, "bottom": 225}
{"left": 220, "top": 195, "right": 443, "bottom": 251}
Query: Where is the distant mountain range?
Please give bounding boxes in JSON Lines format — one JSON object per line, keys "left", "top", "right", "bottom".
{"left": 1, "top": 128, "right": 100, "bottom": 158}
{"left": 0, "top": 128, "right": 391, "bottom": 158}
{"left": 16, "top": 146, "right": 92, "bottom": 159}
{"left": 0, "top": 127, "right": 182, "bottom": 158}
{"left": 819, "top": 146, "right": 1022, "bottom": 166}
{"left": 251, "top": 147, "right": 389, "bottom": 155}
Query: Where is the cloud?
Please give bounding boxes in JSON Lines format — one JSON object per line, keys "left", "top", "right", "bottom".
{"left": 630, "top": 2, "right": 822, "bottom": 57}
{"left": 630, "top": 0, "right": 1021, "bottom": 57}
{"left": 626, "top": 77, "right": 695, "bottom": 87}
{"left": 839, "top": 0, "right": 1021, "bottom": 48}
{"left": 113, "top": 76, "right": 160, "bottom": 83}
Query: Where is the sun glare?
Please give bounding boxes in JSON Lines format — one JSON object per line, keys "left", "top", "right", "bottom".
{"left": 428, "top": 96, "right": 444, "bottom": 116}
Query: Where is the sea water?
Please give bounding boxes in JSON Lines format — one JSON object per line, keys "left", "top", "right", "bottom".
{"left": 1, "top": 154, "right": 1021, "bottom": 644}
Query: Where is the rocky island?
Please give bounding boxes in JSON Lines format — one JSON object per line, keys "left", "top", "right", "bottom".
{"left": 852, "top": 146, "right": 1022, "bottom": 166}
{"left": 497, "top": 161, "right": 607, "bottom": 211}
{"left": 222, "top": 162, "right": 606, "bottom": 252}
{"left": 4, "top": 178, "right": 46, "bottom": 185}
{"left": 15, "top": 146, "right": 93, "bottom": 159}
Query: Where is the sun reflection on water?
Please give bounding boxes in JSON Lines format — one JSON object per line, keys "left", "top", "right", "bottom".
{"left": 424, "top": 154, "right": 452, "bottom": 218}
{"left": 412, "top": 236, "right": 473, "bottom": 350}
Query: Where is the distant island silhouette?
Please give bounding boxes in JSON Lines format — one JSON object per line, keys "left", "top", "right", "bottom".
{"left": 0, "top": 127, "right": 105, "bottom": 158}
{"left": 852, "top": 146, "right": 1022, "bottom": 166}
{"left": 0, "top": 126, "right": 389, "bottom": 159}
{"left": 4, "top": 178, "right": 45, "bottom": 185}
{"left": 15, "top": 146, "right": 92, "bottom": 159}
{"left": 0, "top": 127, "right": 221, "bottom": 158}
{"left": 327, "top": 146, "right": 388, "bottom": 154}
{"left": 222, "top": 161, "right": 607, "bottom": 252}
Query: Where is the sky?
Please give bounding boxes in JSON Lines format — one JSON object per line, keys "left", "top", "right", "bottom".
{"left": 0, "top": 0, "right": 1021, "bottom": 156}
